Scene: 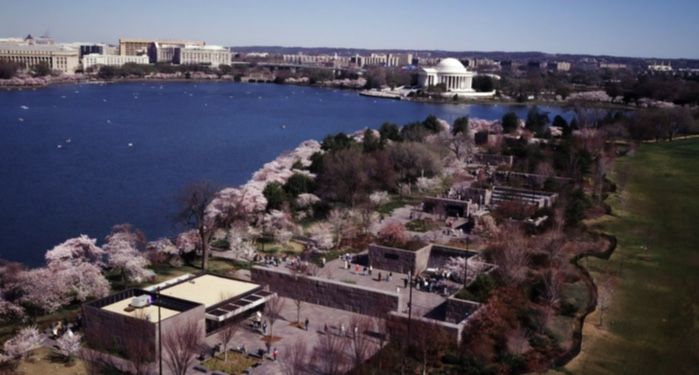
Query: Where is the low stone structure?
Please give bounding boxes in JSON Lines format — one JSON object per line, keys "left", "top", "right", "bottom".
{"left": 491, "top": 185, "right": 558, "bottom": 209}
{"left": 83, "top": 289, "right": 205, "bottom": 361}
{"left": 368, "top": 243, "right": 479, "bottom": 275}
{"left": 250, "top": 266, "right": 401, "bottom": 317}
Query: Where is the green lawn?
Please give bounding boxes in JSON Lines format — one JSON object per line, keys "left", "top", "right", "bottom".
{"left": 562, "top": 139, "right": 699, "bottom": 374}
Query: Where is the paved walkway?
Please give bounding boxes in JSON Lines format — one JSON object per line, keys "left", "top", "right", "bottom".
{"left": 320, "top": 258, "right": 446, "bottom": 317}
{"left": 202, "top": 297, "right": 384, "bottom": 375}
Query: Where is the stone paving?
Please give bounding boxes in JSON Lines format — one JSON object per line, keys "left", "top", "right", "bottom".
{"left": 199, "top": 296, "right": 383, "bottom": 375}
{"left": 318, "top": 257, "right": 446, "bottom": 317}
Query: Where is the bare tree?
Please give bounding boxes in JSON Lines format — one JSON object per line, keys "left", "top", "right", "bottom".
{"left": 490, "top": 225, "right": 529, "bottom": 285}
{"left": 218, "top": 323, "right": 238, "bottom": 362}
{"left": 279, "top": 339, "right": 308, "bottom": 375}
{"left": 312, "top": 331, "right": 348, "bottom": 375}
{"left": 349, "top": 315, "right": 375, "bottom": 367}
{"left": 541, "top": 269, "right": 563, "bottom": 310}
{"left": 163, "top": 319, "right": 203, "bottom": 375}
{"left": 177, "top": 181, "right": 218, "bottom": 270}
{"left": 411, "top": 321, "right": 451, "bottom": 375}
{"left": 265, "top": 295, "right": 286, "bottom": 340}
{"left": 80, "top": 348, "right": 115, "bottom": 375}
{"left": 124, "top": 327, "right": 155, "bottom": 375}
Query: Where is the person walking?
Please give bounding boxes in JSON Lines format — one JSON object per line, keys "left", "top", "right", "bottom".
{"left": 272, "top": 347, "right": 278, "bottom": 361}
{"left": 304, "top": 318, "right": 309, "bottom": 331}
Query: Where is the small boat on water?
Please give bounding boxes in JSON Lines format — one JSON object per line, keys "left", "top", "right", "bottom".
{"left": 18, "top": 118, "right": 24, "bottom": 122}
{"left": 65, "top": 138, "right": 72, "bottom": 144}
{"left": 281, "top": 124, "right": 287, "bottom": 129}
{"left": 128, "top": 143, "right": 134, "bottom": 147}
{"left": 20, "top": 105, "right": 29, "bottom": 110}
{"left": 57, "top": 144, "right": 63, "bottom": 149}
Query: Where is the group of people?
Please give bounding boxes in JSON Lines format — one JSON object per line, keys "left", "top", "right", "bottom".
{"left": 50, "top": 319, "right": 77, "bottom": 339}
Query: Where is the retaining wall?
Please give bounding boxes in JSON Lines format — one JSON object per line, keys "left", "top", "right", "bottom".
{"left": 250, "top": 266, "right": 400, "bottom": 317}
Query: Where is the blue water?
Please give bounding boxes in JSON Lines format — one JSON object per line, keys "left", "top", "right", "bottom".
{"left": 0, "top": 82, "right": 570, "bottom": 266}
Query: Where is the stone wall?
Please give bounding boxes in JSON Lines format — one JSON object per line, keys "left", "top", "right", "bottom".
{"left": 368, "top": 244, "right": 431, "bottom": 274}
{"left": 83, "top": 292, "right": 205, "bottom": 361}
{"left": 387, "top": 311, "right": 464, "bottom": 345}
{"left": 82, "top": 304, "right": 157, "bottom": 360}
{"left": 428, "top": 245, "right": 477, "bottom": 269}
{"left": 444, "top": 297, "right": 480, "bottom": 324}
{"left": 250, "top": 266, "right": 400, "bottom": 317}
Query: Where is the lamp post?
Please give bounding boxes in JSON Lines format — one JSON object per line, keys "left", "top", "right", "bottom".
{"left": 157, "top": 287, "right": 162, "bottom": 375}
{"left": 463, "top": 235, "right": 470, "bottom": 288}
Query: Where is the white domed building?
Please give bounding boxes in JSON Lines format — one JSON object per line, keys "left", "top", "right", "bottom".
{"left": 418, "top": 58, "right": 495, "bottom": 97}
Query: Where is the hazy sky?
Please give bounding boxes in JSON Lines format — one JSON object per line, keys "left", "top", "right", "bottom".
{"left": 2, "top": 0, "right": 698, "bottom": 59}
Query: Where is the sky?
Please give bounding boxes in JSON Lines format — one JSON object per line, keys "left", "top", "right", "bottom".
{"left": 1, "top": 0, "right": 698, "bottom": 59}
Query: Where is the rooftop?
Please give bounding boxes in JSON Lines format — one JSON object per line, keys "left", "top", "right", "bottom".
{"left": 102, "top": 297, "right": 180, "bottom": 320}
{"left": 157, "top": 274, "right": 259, "bottom": 309}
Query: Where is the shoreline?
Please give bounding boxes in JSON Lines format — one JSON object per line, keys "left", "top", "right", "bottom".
{"left": 1, "top": 76, "right": 636, "bottom": 110}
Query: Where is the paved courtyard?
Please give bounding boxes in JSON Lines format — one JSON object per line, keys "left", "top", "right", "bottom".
{"left": 318, "top": 257, "right": 446, "bottom": 317}
{"left": 201, "top": 297, "right": 384, "bottom": 374}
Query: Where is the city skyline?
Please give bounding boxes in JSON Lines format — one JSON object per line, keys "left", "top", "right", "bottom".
{"left": 1, "top": 0, "right": 698, "bottom": 59}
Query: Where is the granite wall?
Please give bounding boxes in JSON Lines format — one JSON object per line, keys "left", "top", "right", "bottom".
{"left": 368, "top": 244, "right": 431, "bottom": 275}
{"left": 250, "top": 266, "right": 400, "bottom": 317}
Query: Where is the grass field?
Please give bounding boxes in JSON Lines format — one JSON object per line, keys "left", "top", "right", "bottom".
{"left": 561, "top": 139, "right": 699, "bottom": 374}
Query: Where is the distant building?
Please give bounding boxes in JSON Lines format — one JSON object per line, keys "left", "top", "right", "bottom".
{"left": 648, "top": 62, "right": 673, "bottom": 72}
{"left": 351, "top": 53, "right": 413, "bottom": 67}
{"left": 0, "top": 44, "right": 79, "bottom": 74}
{"left": 548, "top": 61, "right": 571, "bottom": 72}
{"left": 175, "top": 45, "right": 231, "bottom": 67}
{"left": 148, "top": 42, "right": 179, "bottom": 64}
{"left": 418, "top": 58, "right": 494, "bottom": 97}
{"left": 119, "top": 38, "right": 204, "bottom": 56}
{"left": 23, "top": 33, "right": 54, "bottom": 45}
{"left": 79, "top": 44, "right": 106, "bottom": 58}
{"left": 599, "top": 62, "right": 627, "bottom": 70}
{"left": 82, "top": 53, "right": 149, "bottom": 70}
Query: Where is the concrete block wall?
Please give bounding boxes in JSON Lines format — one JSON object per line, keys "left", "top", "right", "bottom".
{"left": 387, "top": 311, "right": 464, "bottom": 345}
{"left": 82, "top": 304, "right": 157, "bottom": 360}
{"left": 444, "top": 297, "right": 480, "bottom": 324}
{"left": 368, "top": 244, "right": 431, "bottom": 274}
{"left": 250, "top": 266, "right": 400, "bottom": 317}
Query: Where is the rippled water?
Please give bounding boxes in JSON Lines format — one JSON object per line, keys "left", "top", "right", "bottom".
{"left": 0, "top": 82, "right": 570, "bottom": 265}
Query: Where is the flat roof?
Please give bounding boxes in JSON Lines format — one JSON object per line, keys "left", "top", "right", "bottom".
{"left": 102, "top": 297, "right": 180, "bottom": 321}
{"left": 158, "top": 274, "right": 259, "bottom": 309}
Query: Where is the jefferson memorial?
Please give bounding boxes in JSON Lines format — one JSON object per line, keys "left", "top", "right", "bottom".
{"left": 418, "top": 58, "right": 495, "bottom": 97}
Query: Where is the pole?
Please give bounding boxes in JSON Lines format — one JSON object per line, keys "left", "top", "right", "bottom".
{"left": 463, "top": 236, "right": 470, "bottom": 288}
{"left": 407, "top": 270, "right": 413, "bottom": 337}
{"left": 157, "top": 287, "right": 162, "bottom": 375}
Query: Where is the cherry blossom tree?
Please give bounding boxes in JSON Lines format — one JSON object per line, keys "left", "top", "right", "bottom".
{"left": 377, "top": 221, "right": 408, "bottom": 248}
{"left": 176, "top": 230, "right": 200, "bottom": 255}
{"left": 1, "top": 326, "right": 43, "bottom": 360}
{"left": 227, "top": 224, "right": 257, "bottom": 260}
{"left": 369, "top": 191, "right": 390, "bottom": 207}
{"left": 296, "top": 193, "right": 320, "bottom": 208}
{"left": 45, "top": 235, "right": 105, "bottom": 268}
{"left": 0, "top": 294, "right": 24, "bottom": 323}
{"left": 415, "top": 176, "right": 441, "bottom": 193}
{"left": 261, "top": 210, "right": 298, "bottom": 245}
{"left": 15, "top": 263, "right": 109, "bottom": 313}
{"left": 308, "top": 222, "right": 335, "bottom": 250}
{"left": 15, "top": 267, "right": 70, "bottom": 313}
{"left": 55, "top": 332, "right": 82, "bottom": 362}
{"left": 327, "top": 209, "right": 356, "bottom": 247}
{"left": 104, "top": 224, "right": 152, "bottom": 283}
{"left": 146, "top": 238, "right": 179, "bottom": 267}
